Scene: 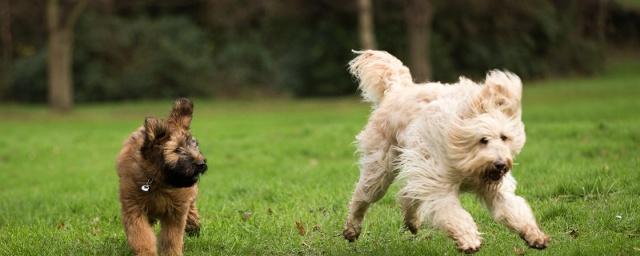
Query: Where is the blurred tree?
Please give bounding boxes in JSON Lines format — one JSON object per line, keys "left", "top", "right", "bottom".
{"left": 404, "top": 0, "right": 433, "bottom": 82}
{"left": 99, "top": 0, "right": 113, "bottom": 15}
{"left": 46, "top": 0, "right": 87, "bottom": 112}
{"left": 73, "top": 14, "right": 215, "bottom": 101}
{"left": 607, "top": 0, "right": 640, "bottom": 46}
{"left": 2, "top": 0, "right": 636, "bottom": 102}
{"left": 358, "top": 0, "right": 377, "bottom": 49}
{"left": 0, "top": 0, "right": 12, "bottom": 99}
{"left": 0, "top": 0, "right": 11, "bottom": 64}
{"left": 585, "top": 0, "right": 610, "bottom": 51}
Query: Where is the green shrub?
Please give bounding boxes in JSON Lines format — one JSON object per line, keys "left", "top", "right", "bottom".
{"left": 2, "top": 0, "right": 621, "bottom": 102}
{"left": 4, "top": 14, "right": 215, "bottom": 102}
{"left": 5, "top": 50, "right": 47, "bottom": 102}
{"left": 73, "top": 14, "right": 215, "bottom": 101}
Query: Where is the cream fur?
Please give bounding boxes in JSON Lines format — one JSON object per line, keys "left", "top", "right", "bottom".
{"left": 343, "top": 50, "right": 549, "bottom": 253}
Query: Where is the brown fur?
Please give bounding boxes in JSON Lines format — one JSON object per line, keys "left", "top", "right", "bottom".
{"left": 117, "top": 98, "right": 207, "bottom": 256}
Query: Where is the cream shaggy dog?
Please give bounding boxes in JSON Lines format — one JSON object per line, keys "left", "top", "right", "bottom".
{"left": 342, "top": 50, "right": 549, "bottom": 253}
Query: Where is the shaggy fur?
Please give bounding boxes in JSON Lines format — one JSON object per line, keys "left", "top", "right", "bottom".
{"left": 117, "top": 98, "right": 207, "bottom": 256}
{"left": 342, "top": 50, "right": 549, "bottom": 253}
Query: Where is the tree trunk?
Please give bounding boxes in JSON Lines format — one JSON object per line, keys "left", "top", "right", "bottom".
{"left": 102, "top": 0, "right": 113, "bottom": 14}
{"left": 357, "top": 0, "right": 376, "bottom": 49}
{"left": 46, "top": 0, "right": 87, "bottom": 112}
{"left": 0, "top": 0, "right": 12, "bottom": 64}
{"left": 48, "top": 27, "right": 74, "bottom": 112}
{"left": 404, "top": 0, "right": 433, "bottom": 82}
{"left": 594, "top": 0, "right": 609, "bottom": 48}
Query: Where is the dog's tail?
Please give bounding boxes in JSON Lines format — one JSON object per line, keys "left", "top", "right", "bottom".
{"left": 348, "top": 50, "right": 413, "bottom": 104}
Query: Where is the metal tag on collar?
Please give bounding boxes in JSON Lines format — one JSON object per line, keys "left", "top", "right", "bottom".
{"left": 141, "top": 178, "right": 153, "bottom": 192}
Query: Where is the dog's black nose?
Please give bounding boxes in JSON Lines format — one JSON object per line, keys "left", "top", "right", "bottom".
{"left": 493, "top": 160, "right": 507, "bottom": 171}
{"left": 195, "top": 163, "right": 207, "bottom": 173}
{"left": 194, "top": 159, "right": 207, "bottom": 173}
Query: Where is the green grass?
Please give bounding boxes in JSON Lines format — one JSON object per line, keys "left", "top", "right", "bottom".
{"left": 1, "top": 60, "right": 639, "bottom": 255}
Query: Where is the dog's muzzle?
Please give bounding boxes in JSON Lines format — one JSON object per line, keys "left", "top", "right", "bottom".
{"left": 194, "top": 159, "right": 207, "bottom": 174}
{"left": 484, "top": 160, "right": 510, "bottom": 181}
{"left": 164, "top": 159, "right": 207, "bottom": 188}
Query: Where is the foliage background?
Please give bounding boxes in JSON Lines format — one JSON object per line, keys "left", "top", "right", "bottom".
{"left": 1, "top": 0, "right": 639, "bottom": 102}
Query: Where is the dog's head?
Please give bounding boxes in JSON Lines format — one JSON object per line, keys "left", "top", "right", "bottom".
{"left": 141, "top": 98, "right": 207, "bottom": 188}
{"left": 447, "top": 71, "right": 526, "bottom": 181}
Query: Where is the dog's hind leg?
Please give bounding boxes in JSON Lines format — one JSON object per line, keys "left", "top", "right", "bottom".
{"left": 343, "top": 161, "right": 395, "bottom": 242}
{"left": 343, "top": 134, "right": 396, "bottom": 242}
{"left": 478, "top": 175, "right": 549, "bottom": 249}
{"left": 399, "top": 196, "right": 422, "bottom": 234}
{"left": 185, "top": 199, "right": 201, "bottom": 237}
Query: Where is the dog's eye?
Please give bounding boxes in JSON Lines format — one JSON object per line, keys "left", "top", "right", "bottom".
{"left": 500, "top": 134, "right": 509, "bottom": 141}
{"left": 479, "top": 137, "right": 489, "bottom": 145}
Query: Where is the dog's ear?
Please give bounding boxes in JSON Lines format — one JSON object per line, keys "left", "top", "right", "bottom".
{"left": 168, "top": 98, "right": 193, "bottom": 129}
{"left": 462, "top": 70, "right": 522, "bottom": 118}
{"left": 143, "top": 117, "right": 168, "bottom": 149}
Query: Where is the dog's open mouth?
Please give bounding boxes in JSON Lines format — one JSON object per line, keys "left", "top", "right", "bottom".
{"left": 483, "top": 168, "right": 509, "bottom": 181}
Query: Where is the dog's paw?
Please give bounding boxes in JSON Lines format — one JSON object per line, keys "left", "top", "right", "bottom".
{"left": 458, "top": 243, "right": 481, "bottom": 254}
{"left": 521, "top": 229, "right": 549, "bottom": 249}
{"left": 456, "top": 236, "right": 482, "bottom": 254}
{"left": 342, "top": 225, "right": 361, "bottom": 242}
{"left": 404, "top": 221, "right": 419, "bottom": 235}
{"left": 185, "top": 224, "right": 201, "bottom": 237}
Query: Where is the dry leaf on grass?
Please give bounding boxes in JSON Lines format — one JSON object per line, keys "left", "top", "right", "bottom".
{"left": 568, "top": 229, "right": 579, "bottom": 239}
{"left": 295, "top": 221, "right": 305, "bottom": 236}
{"left": 240, "top": 211, "right": 252, "bottom": 222}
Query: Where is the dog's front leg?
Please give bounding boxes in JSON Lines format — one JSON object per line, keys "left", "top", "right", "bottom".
{"left": 480, "top": 178, "right": 549, "bottom": 249}
{"left": 426, "top": 194, "right": 482, "bottom": 253}
{"left": 122, "top": 208, "right": 157, "bottom": 256}
{"left": 185, "top": 199, "right": 201, "bottom": 237}
{"left": 159, "top": 212, "right": 188, "bottom": 256}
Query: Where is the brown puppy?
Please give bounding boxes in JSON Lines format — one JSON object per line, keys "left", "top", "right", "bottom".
{"left": 117, "top": 98, "right": 207, "bottom": 256}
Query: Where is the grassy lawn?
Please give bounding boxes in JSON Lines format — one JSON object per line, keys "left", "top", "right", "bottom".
{"left": 1, "top": 60, "right": 639, "bottom": 255}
